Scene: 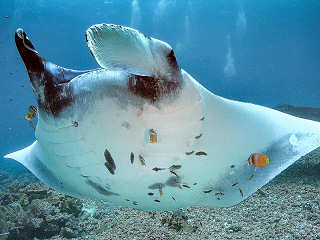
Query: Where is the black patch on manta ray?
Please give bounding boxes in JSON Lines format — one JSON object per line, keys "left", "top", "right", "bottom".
{"left": 167, "top": 50, "right": 179, "bottom": 70}
{"left": 104, "top": 149, "right": 116, "bottom": 175}
{"left": 128, "top": 74, "right": 180, "bottom": 103}
{"left": 85, "top": 179, "right": 119, "bottom": 196}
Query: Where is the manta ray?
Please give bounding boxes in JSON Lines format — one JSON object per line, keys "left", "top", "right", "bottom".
{"left": 5, "top": 24, "right": 320, "bottom": 210}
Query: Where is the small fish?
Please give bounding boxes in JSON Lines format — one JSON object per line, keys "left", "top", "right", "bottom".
{"left": 195, "top": 151, "right": 207, "bottom": 156}
{"left": 149, "top": 128, "right": 158, "bottom": 143}
{"left": 248, "top": 153, "right": 270, "bottom": 167}
{"left": 125, "top": 199, "right": 130, "bottom": 201}
{"left": 170, "top": 170, "right": 179, "bottom": 177}
{"left": 193, "top": 183, "right": 197, "bottom": 185}
{"left": 104, "top": 149, "right": 116, "bottom": 175}
{"left": 152, "top": 167, "right": 166, "bottom": 171}
{"left": 230, "top": 165, "right": 235, "bottom": 168}
{"left": 258, "top": 189, "right": 268, "bottom": 197}
{"left": 203, "top": 190, "right": 212, "bottom": 193}
{"left": 130, "top": 152, "right": 134, "bottom": 164}
{"left": 72, "top": 121, "right": 79, "bottom": 127}
{"left": 147, "top": 192, "right": 154, "bottom": 196}
{"left": 159, "top": 188, "right": 163, "bottom": 197}
{"left": 169, "top": 165, "right": 181, "bottom": 171}
{"left": 172, "top": 196, "right": 176, "bottom": 202}
{"left": 132, "top": 201, "right": 138, "bottom": 205}
{"left": 195, "top": 134, "right": 202, "bottom": 139}
{"left": 154, "top": 199, "right": 160, "bottom": 203}
{"left": 215, "top": 192, "right": 224, "bottom": 196}
{"left": 139, "top": 154, "right": 146, "bottom": 166}
{"left": 232, "top": 182, "right": 239, "bottom": 187}
{"left": 25, "top": 105, "right": 37, "bottom": 120}
{"left": 248, "top": 173, "right": 255, "bottom": 181}
{"left": 239, "top": 188, "right": 244, "bottom": 198}
{"left": 200, "top": 116, "right": 205, "bottom": 121}
{"left": 182, "top": 184, "right": 190, "bottom": 188}
{"left": 185, "top": 151, "right": 194, "bottom": 155}
{"left": 4, "top": 16, "right": 9, "bottom": 19}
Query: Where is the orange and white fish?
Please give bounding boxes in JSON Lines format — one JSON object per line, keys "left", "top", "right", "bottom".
{"left": 248, "top": 153, "right": 270, "bottom": 167}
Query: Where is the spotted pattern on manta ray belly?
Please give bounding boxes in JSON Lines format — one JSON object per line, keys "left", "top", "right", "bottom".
{"left": 128, "top": 74, "right": 181, "bottom": 103}
{"left": 104, "top": 149, "right": 116, "bottom": 174}
{"left": 166, "top": 50, "right": 179, "bottom": 70}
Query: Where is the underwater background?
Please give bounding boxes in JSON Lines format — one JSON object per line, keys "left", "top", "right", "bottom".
{"left": 0, "top": 0, "right": 320, "bottom": 239}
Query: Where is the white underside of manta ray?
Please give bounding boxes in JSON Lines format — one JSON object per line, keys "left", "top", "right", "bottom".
{"left": 5, "top": 24, "right": 320, "bottom": 210}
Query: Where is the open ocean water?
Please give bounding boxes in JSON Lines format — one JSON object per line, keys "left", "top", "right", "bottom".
{"left": 0, "top": 0, "right": 320, "bottom": 239}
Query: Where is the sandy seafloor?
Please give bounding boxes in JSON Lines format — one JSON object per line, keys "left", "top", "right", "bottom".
{"left": 1, "top": 106, "right": 320, "bottom": 240}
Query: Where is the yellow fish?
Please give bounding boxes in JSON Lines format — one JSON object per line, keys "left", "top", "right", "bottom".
{"left": 25, "top": 105, "right": 37, "bottom": 120}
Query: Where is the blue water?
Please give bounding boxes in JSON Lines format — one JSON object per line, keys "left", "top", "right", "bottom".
{"left": 0, "top": 1, "right": 319, "bottom": 173}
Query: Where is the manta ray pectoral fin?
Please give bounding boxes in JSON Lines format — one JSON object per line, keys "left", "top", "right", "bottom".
{"left": 85, "top": 24, "right": 181, "bottom": 81}
{"left": 4, "top": 142, "right": 80, "bottom": 197}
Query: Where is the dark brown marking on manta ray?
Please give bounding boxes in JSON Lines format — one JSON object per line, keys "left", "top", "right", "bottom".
{"left": 130, "top": 152, "right": 134, "bottom": 164}
{"left": 195, "top": 151, "right": 207, "bottom": 156}
{"left": 128, "top": 74, "right": 181, "bottom": 103}
{"left": 152, "top": 167, "right": 166, "bottom": 172}
{"left": 104, "top": 149, "right": 116, "bottom": 174}
{"left": 169, "top": 165, "right": 181, "bottom": 171}
{"left": 167, "top": 50, "right": 179, "bottom": 70}
{"left": 195, "top": 134, "right": 202, "bottom": 139}
{"left": 185, "top": 151, "right": 194, "bottom": 155}
{"left": 85, "top": 179, "right": 119, "bottom": 196}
